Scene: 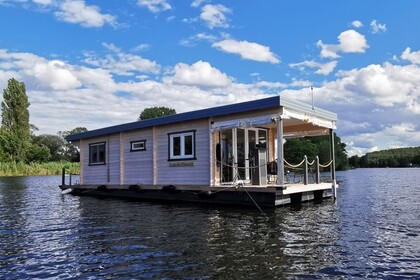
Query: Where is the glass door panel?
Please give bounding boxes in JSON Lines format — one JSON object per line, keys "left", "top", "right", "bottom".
{"left": 220, "top": 130, "right": 233, "bottom": 183}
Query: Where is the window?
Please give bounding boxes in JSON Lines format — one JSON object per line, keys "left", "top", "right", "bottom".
{"left": 130, "top": 140, "right": 146, "bottom": 152}
{"left": 89, "top": 142, "right": 106, "bottom": 165}
{"left": 168, "top": 130, "right": 196, "bottom": 160}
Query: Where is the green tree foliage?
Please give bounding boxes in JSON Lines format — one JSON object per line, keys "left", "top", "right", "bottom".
{"left": 284, "top": 134, "right": 349, "bottom": 170}
{"left": 33, "top": 134, "right": 65, "bottom": 161}
{"left": 26, "top": 143, "right": 51, "bottom": 163}
{"left": 350, "top": 147, "right": 420, "bottom": 168}
{"left": 138, "top": 106, "right": 176, "bottom": 121}
{"left": 284, "top": 138, "right": 318, "bottom": 164}
{"left": 58, "top": 127, "right": 88, "bottom": 162}
{"left": 0, "top": 78, "right": 31, "bottom": 162}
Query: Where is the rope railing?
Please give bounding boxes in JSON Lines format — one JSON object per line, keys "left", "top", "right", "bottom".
{"left": 217, "top": 155, "right": 334, "bottom": 186}
{"left": 283, "top": 158, "right": 305, "bottom": 168}
{"left": 319, "top": 160, "right": 333, "bottom": 168}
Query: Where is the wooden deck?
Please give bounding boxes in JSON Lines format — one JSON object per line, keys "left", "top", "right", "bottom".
{"left": 60, "top": 182, "right": 337, "bottom": 208}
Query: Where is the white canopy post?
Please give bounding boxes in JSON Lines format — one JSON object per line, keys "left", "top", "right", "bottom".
{"left": 276, "top": 118, "right": 285, "bottom": 186}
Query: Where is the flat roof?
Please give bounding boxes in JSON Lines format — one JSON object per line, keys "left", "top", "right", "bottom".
{"left": 66, "top": 95, "right": 282, "bottom": 141}
{"left": 66, "top": 95, "right": 337, "bottom": 141}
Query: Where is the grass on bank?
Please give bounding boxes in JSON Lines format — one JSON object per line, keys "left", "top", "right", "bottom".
{"left": 0, "top": 161, "right": 79, "bottom": 176}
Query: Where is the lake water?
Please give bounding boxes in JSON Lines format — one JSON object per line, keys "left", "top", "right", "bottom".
{"left": 1, "top": 169, "right": 419, "bottom": 279}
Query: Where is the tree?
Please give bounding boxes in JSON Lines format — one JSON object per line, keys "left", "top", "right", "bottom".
{"left": 284, "top": 138, "right": 318, "bottom": 164}
{"left": 58, "top": 127, "right": 88, "bottom": 162}
{"left": 33, "top": 134, "right": 66, "bottom": 161}
{"left": 283, "top": 134, "right": 349, "bottom": 170}
{"left": 1, "top": 78, "right": 31, "bottom": 162}
{"left": 138, "top": 107, "right": 176, "bottom": 121}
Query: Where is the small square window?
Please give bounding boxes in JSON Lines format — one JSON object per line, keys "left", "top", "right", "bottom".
{"left": 130, "top": 140, "right": 146, "bottom": 152}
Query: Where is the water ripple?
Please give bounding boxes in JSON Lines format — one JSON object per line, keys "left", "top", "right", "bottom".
{"left": 1, "top": 170, "right": 420, "bottom": 278}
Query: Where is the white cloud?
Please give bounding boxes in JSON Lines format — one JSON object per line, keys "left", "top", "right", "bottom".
{"left": 83, "top": 43, "right": 160, "bottom": 75}
{"left": 131, "top": 44, "right": 151, "bottom": 52}
{"left": 351, "top": 20, "right": 363, "bottom": 28}
{"left": 289, "top": 60, "right": 337, "bottom": 76}
{"left": 213, "top": 39, "right": 280, "bottom": 64}
{"left": 0, "top": 49, "right": 82, "bottom": 90}
{"left": 401, "top": 47, "right": 420, "bottom": 65}
{"left": 342, "top": 63, "right": 420, "bottom": 109}
{"left": 168, "top": 60, "right": 232, "bottom": 88}
{"left": 137, "top": 0, "right": 171, "bottom": 13}
{"left": 1, "top": 46, "right": 419, "bottom": 158}
{"left": 33, "top": 0, "right": 52, "bottom": 5}
{"left": 345, "top": 122, "right": 420, "bottom": 156}
{"left": 54, "top": 0, "right": 116, "bottom": 28}
{"left": 200, "top": 4, "right": 231, "bottom": 29}
{"left": 370, "top": 20, "right": 387, "bottom": 33}
{"left": 179, "top": 33, "right": 218, "bottom": 47}
{"left": 191, "top": 0, "right": 207, "bottom": 8}
{"left": 317, "top": 29, "right": 369, "bottom": 58}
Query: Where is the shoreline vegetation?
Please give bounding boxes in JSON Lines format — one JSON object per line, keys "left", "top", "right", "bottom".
{"left": 0, "top": 161, "right": 79, "bottom": 177}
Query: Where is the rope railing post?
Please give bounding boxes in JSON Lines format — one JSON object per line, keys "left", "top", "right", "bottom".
{"left": 316, "top": 156, "right": 320, "bottom": 184}
{"left": 303, "top": 155, "right": 308, "bottom": 185}
{"left": 61, "top": 167, "right": 66, "bottom": 186}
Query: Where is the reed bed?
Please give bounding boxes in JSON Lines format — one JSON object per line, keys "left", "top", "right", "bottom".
{"left": 0, "top": 161, "right": 79, "bottom": 176}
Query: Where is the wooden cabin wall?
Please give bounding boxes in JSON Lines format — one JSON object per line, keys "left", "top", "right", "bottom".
{"left": 123, "top": 129, "right": 153, "bottom": 185}
{"left": 156, "top": 119, "right": 211, "bottom": 186}
{"left": 81, "top": 134, "right": 121, "bottom": 185}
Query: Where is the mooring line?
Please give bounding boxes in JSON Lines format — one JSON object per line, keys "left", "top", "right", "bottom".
{"left": 239, "top": 185, "right": 267, "bottom": 218}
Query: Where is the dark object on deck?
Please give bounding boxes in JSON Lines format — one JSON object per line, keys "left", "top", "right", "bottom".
{"left": 198, "top": 190, "right": 214, "bottom": 198}
{"left": 97, "top": 185, "right": 110, "bottom": 192}
{"left": 161, "top": 185, "right": 177, "bottom": 193}
{"left": 128, "top": 185, "right": 142, "bottom": 192}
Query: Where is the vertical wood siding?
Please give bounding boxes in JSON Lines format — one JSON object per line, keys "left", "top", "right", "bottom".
{"left": 123, "top": 129, "right": 154, "bottom": 185}
{"left": 156, "top": 119, "right": 211, "bottom": 185}
{"left": 82, "top": 135, "right": 121, "bottom": 185}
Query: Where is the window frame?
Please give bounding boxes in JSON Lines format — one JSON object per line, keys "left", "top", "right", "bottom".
{"left": 168, "top": 130, "right": 196, "bottom": 161}
{"left": 89, "top": 142, "right": 106, "bottom": 166}
{"left": 130, "top": 140, "right": 147, "bottom": 152}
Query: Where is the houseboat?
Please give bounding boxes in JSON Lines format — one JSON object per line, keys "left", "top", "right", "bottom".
{"left": 61, "top": 95, "right": 338, "bottom": 207}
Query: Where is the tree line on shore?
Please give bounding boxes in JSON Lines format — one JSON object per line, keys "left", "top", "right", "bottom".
{"left": 348, "top": 147, "right": 420, "bottom": 168}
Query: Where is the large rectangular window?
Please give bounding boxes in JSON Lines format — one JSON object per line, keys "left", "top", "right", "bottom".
{"left": 168, "top": 130, "right": 196, "bottom": 160}
{"left": 89, "top": 142, "right": 106, "bottom": 165}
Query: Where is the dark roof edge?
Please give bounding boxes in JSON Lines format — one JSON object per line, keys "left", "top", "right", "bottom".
{"left": 66, "top": 95, "right": 281, "bottom": 141}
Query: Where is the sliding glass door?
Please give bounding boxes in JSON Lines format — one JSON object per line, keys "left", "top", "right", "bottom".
{"left": 219, "top": 128, "right": 268, "bottom": 185}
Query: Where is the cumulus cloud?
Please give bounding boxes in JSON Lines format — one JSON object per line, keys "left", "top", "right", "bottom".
{"left": 401, "top": 47, "right": 420, "bottom": 65}
{"left": 317, "top": 29, "right": 369, "bottom": 58}
{"left": 137, "top": 0, "right": 171, "bottom": 13}
{"left": 342, "top": 63, "right": 420, "bottom": 109}
{"left": 213, "top": 39, "right": 280, "bottom": 64}
{"left": 168, "top": 60, "right": 232, "bottom": 88}
{"left": 83, "top": 43, "right": 160, "bottom": 75}
{"left": 0, "top": 49, "right": 82, "bottom": 90}
{"left": 200, "top": 4, "right": 231, "bottom": 29}
{"left": 54, "top": 0, "right": 116, "bottom": 28}
{"left": 351, "top": 20, "right": 363, "bottom": 28}
{"left": 370, "top": 20, "right": 387, "bottom": 33}
{"left": 279, "top": 60, "right": 420, "bottom": 155}
{"left": 289, "top": 60, "right": 338, "bottom": 76}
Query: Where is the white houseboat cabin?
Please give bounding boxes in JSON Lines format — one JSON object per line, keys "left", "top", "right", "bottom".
{"left": 63, "top": 95, "right": 338, "bottom": 207}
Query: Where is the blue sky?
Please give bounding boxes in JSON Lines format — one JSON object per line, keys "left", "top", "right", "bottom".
{"left": 1, "top": 0, "right": 419, "bottom": 156}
